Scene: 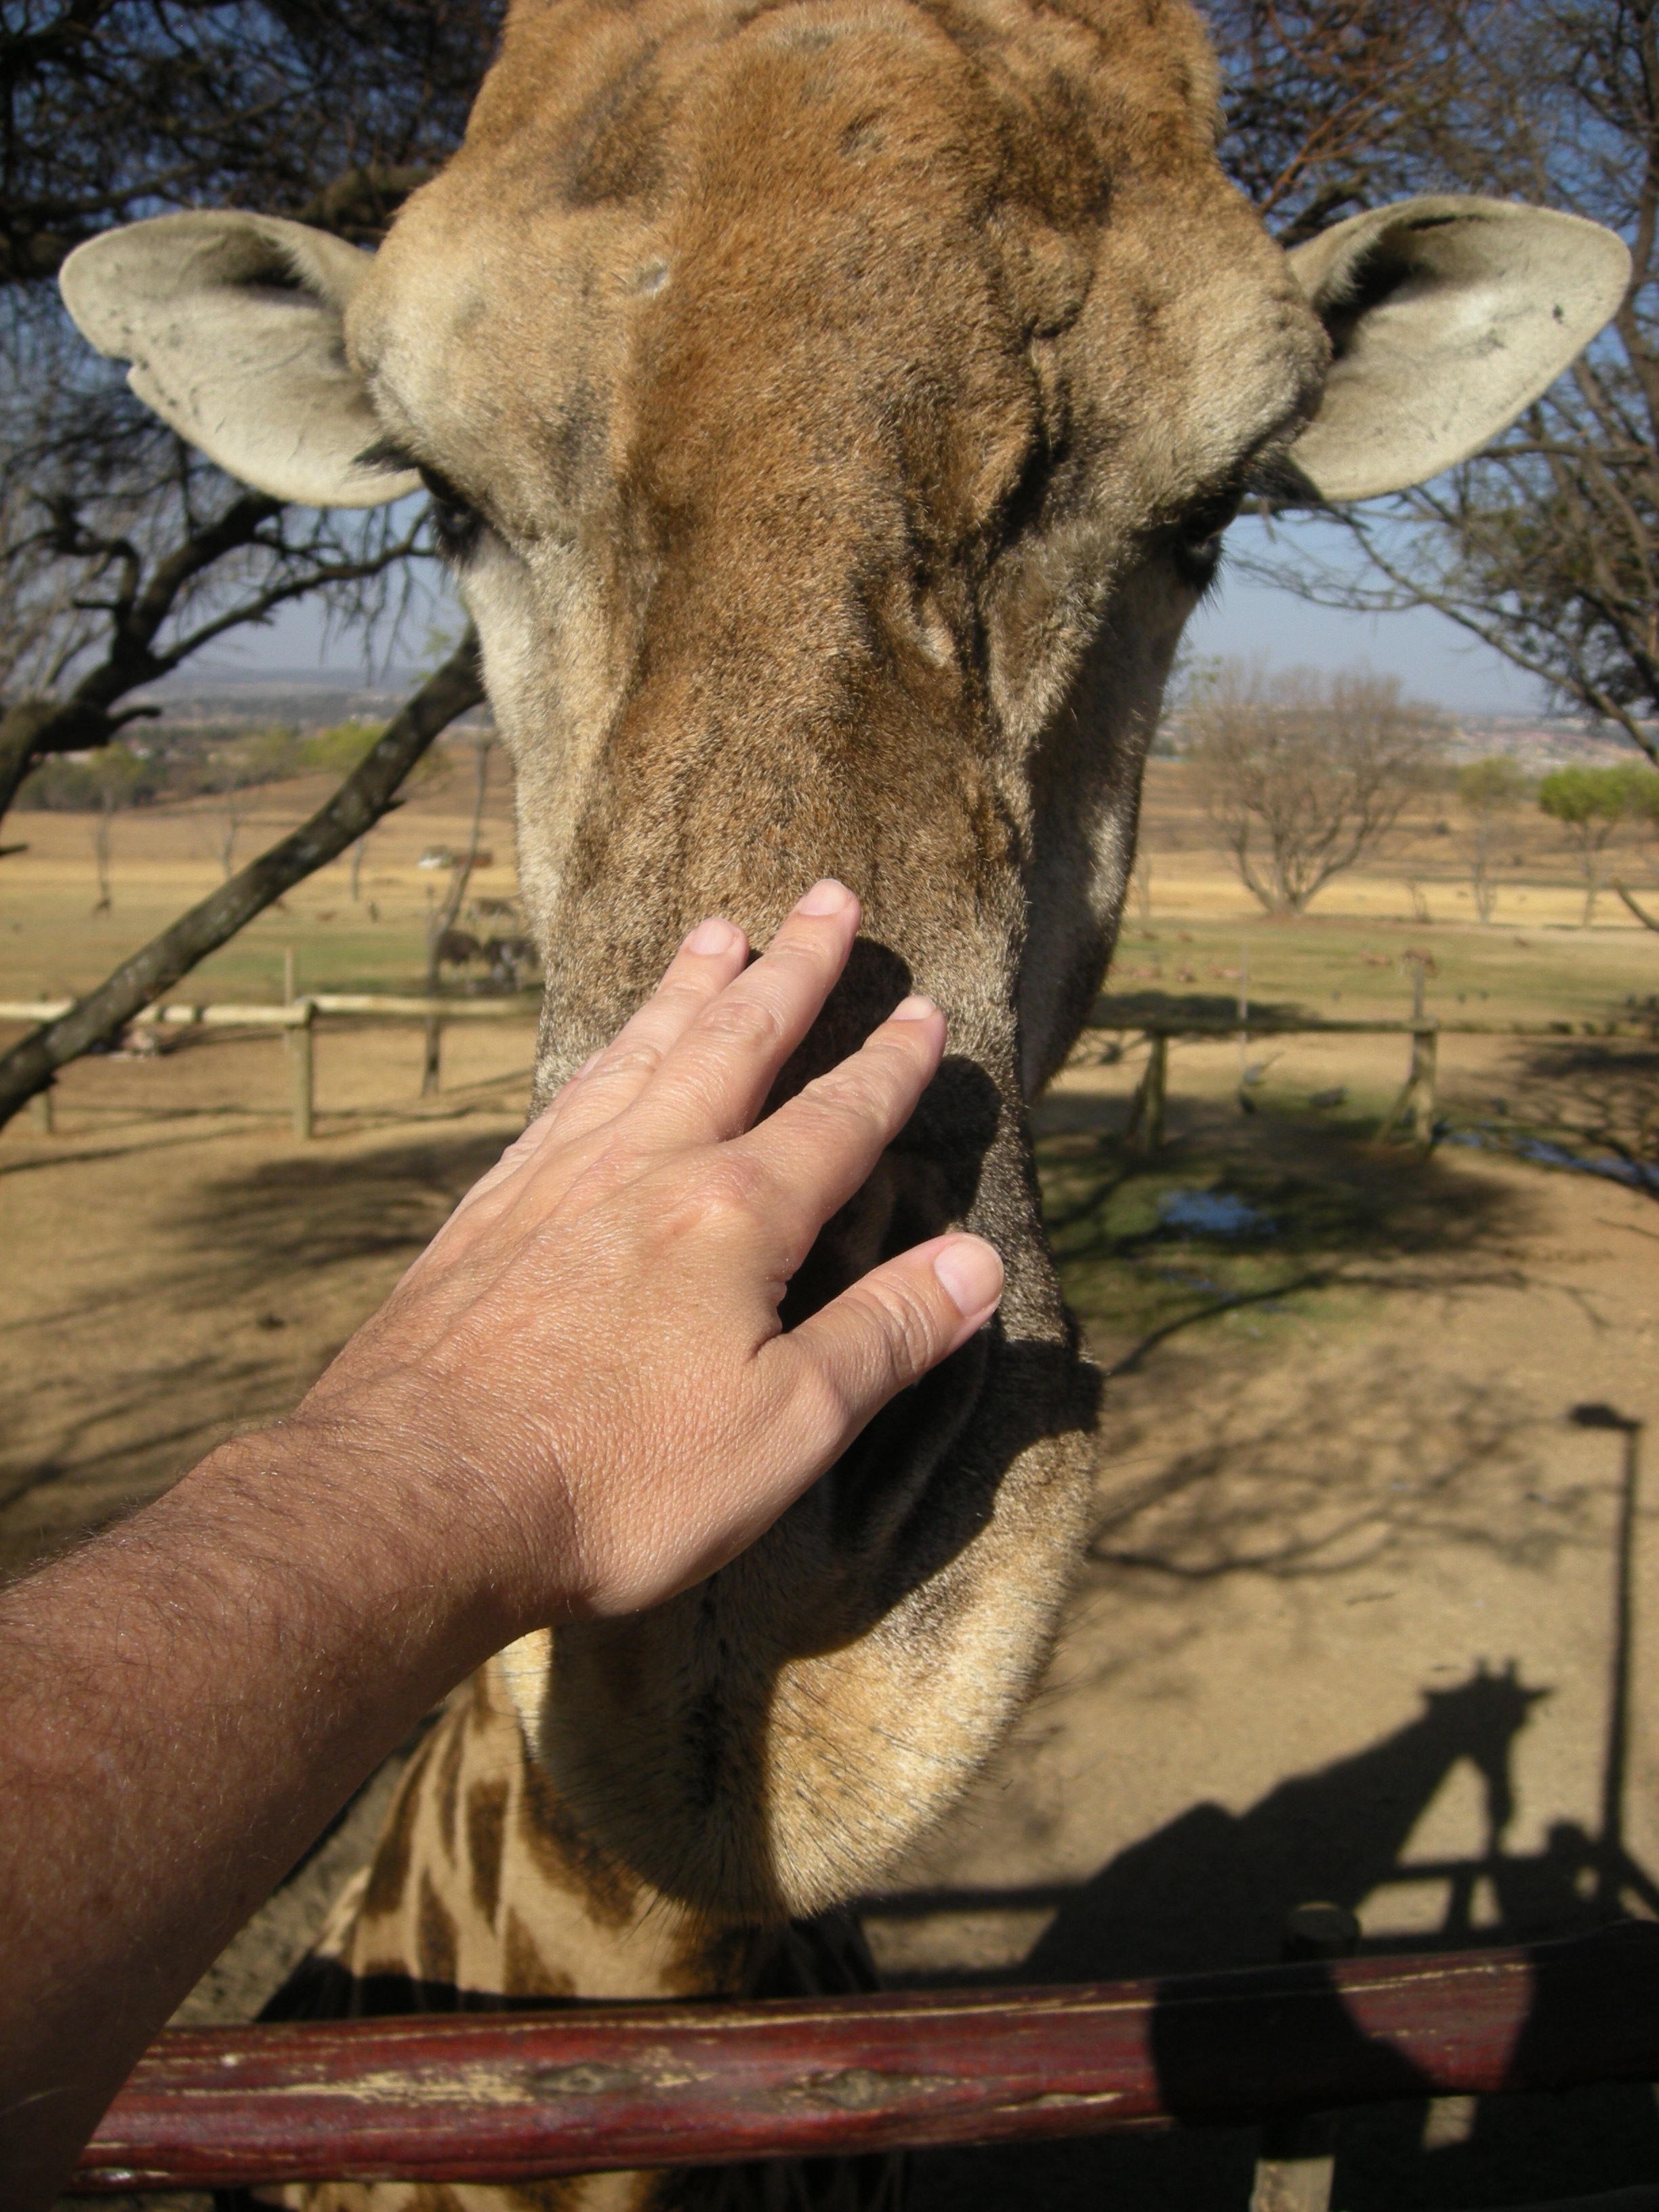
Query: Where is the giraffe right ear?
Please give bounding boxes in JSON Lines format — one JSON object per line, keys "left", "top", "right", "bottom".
{"left": 1281, "top": 197, "right": 1629, "bottom": 503}
{"left": 60, "top": 211, "right": 420, "bottom": 510}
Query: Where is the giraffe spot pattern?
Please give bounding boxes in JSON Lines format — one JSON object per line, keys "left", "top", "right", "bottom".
{"left": 361, "top": 1730, "right": 435, "bottom": 1919}
{"left": 467, "top": 1777, "right": 512, "bottom": 1926}
{"left": 417, "top": 1868, "right": 459, "bottom": 1986}
{"left": 502, "top": 1906, "right": 577, "bottom": 1999}
{"left": 436, "top": 1708, "right": 468, "bottom": 1862}
{"left": 520, "top": 1755, "right": 640, "bottom": 1929}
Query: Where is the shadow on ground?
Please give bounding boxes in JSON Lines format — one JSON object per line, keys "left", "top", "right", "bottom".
{"left": 1, "top": 1129, "right": 512, "bottom": 1574}
{"left": 895, "top": 1412, "right": 1659, "bottom": 2212}
{"left": 1479, "top": 1040, "right": 1659, "bottom": 1201}
{"left": 176, "top": 1129, "right": 510, "bottom": 1296}
{"left": 1036, "top": 1103, "right": 1533, "bottom": 1376}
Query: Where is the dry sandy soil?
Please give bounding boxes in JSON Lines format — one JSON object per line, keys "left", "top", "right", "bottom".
{"left": 5, "top": 779, "right": 1658, "bottom": 2211}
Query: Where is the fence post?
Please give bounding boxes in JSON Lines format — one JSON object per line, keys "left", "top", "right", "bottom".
{"left": 1128, "top": 1029, "right": 1168, "bottom": 1153}
{"left": 422, "top": 1011, "right": 443, "bottom": 1097}
{"left": 1412, "top": 1025, "right": 1439, "bottom": 1150}
{"left": 1248, "top": 1903, "right": 1360, "bottom": 2212}
{"left": 289, "top": 1000, "right": 316, "bottom": 1141}
{"left": 1380, "top": 965, "right": 1438, "bottom": 1151}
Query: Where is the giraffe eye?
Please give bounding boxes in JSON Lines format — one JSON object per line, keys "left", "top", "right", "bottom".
{"left": 419, "top": 466, "right": 483, "bottom": 564}
{"left": 1173, "top": 491, "right": 1240, "bottom": 589}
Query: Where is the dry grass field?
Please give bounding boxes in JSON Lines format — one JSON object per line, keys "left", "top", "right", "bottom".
{"left": 7, "top": 756, "right": 1659, "bottom": 2211}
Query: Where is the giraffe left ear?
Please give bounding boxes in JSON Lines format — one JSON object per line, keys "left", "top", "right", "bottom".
{"left": 1281, "top": 196, "right": 1629, "bottom": 503}
{"left": 60, "top": 211, "right": 421, "bottom": 510}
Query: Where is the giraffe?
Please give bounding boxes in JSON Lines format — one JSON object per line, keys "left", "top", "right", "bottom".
{"left": 59, "top": 1, "right": 1626, "bottom": 2204}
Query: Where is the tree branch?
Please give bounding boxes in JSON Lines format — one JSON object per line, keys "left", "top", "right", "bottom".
{"left": 1616, "top": 882, "right": 1659, "bottom": 932}
{"left": 0, "top": 633, "right": 484, "bottom": 1131}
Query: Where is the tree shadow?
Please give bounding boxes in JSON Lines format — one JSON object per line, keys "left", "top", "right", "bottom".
{"left": 171, "top": 1129, "right": 510, "bottom": 1297}
{"left": 1, "top": 1131, "right": 513, "bottom": 1578}
{"left": 1464, "top": 1040, "right": 1659, "bottom": 1202}
{"left": 1036, "top": 1112, "right": 1534, "bottom": 1370}
{"left": 1085, "top": 1364, "right": 1576, "bottom": 1589}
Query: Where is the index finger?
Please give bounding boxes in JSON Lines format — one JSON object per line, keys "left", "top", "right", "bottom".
{"left": 617, "top": 879, "right": 861, "bottom": 1148}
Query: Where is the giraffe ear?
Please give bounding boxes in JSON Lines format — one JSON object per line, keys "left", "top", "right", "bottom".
{"left": 59, "top": 211, "right": 420, "bottom": 510}
{"left": 1280, "top": 197, "right": 1629, "bottom": 503}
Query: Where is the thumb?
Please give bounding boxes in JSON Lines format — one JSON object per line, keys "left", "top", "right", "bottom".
{"left": 780, "top": 1233, "right": 1004, "bottom": 1445}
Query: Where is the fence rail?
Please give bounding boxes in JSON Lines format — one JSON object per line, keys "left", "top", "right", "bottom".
{"left": 0, "top": 993, "right": 540, "bottom": 1138}
{"left": 73, "top": 1923, "right": 1659, "bottom": 2192}
{"left": 1079, "top": 999, "right": 1653, "bottom": 1154}
{"left": 2, "top": 993, "right": 1647, "bottom": 1148}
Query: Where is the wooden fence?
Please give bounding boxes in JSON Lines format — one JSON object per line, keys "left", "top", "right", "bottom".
{"left": 73, "top": 1923, "right": 1659, "bottom": 2198}
{"left": 1, "top": 991, "right": 1648, "bottom": 1149}
{"left": 0, "top": 992, "right": 539, "bottom": 1139}
{"left": 1083, "top": 1003, "right": 1652, "bottom": 1153}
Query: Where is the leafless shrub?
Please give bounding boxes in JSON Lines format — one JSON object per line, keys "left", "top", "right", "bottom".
{"left": 1184, "top": 660, "right": 1445, "bottom": 914}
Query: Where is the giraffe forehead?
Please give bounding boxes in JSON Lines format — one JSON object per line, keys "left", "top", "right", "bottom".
{"left": 350, "top": 0, "right": 1309, "bottom": 531}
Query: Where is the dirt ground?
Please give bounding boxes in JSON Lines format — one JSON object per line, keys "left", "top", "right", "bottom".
{"left": 5, "top": 787, "right": 1658, "bottom": 2210}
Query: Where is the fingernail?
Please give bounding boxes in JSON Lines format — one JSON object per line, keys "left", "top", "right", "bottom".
{"left": 683, "top": 915, "right": 741, "bottom": 956}
{"left": 933, "top": 1236, "right": 1004, "bottom": 1316}
{"left": 796, "top": 878, "right": 855, "bottom": 916}
{"left": 888, "top": 994, "right": 938, "bottom": 1023}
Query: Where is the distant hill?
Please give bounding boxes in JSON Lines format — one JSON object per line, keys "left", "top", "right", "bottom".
{"left": 129, "top": 665, "right": 491, "bottom": 731}
{"left": 1444, "top": 714, "right": 1644, "bottom": 768}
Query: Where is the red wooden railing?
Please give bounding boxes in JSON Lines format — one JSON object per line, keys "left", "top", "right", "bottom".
{"left": 74, "top": 1923, "right": 1659, "bottom": 2193}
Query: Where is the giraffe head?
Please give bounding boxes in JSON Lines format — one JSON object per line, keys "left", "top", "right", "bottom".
{"left": 62, "top": 0, "right": 1626, "bottom": 1918}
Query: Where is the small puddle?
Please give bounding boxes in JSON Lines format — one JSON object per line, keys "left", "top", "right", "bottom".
{"left": 1158, "top": 1189, "right": 1276, "bottom": 1238}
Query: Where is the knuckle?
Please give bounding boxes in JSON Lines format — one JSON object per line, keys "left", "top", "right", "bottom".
{"left": 806, "top": 1061, "right": 897, "bottom": 1125}
{"left": 794, "top": 1358, "right": 855, "bottom": 1447}
{"left": 678, "top": 1151, "right": 767, "bottom": 1234}
{"left": 699, "top": 993, "right": 783, "bottom": 1053}
{"left": 596, "top": 1040, "right": 664, "bottom": 1082}
{"left": 866, "top": 1275, "right": 941, "bottom": 1380}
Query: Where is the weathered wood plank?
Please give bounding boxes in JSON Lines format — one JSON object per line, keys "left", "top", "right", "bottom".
{"left": 74, "top": 1926, "right": 1659, "bottom": 2192}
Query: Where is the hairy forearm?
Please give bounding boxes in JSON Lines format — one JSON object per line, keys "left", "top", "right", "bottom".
{"left": 0, "top": 883, "right": 1001, "bottom": 2207}
{"left": 0, "top": 1425, "right": 511, "bottom": 2209}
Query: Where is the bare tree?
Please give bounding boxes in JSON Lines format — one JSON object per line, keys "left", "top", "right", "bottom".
{"left": 1456, "top": 754, "right": 1529, "bottom": 922}
{"left": 1185, "top": 660, "right": 1443, "bottom": 914}
{"left": 1224, "top": 0, "right": 1659, "bottom": 770}
{"left": 0, "top": 0, "right": 504, "bottom": 832}
{"left": 1, "top": 3, "right": 500, "bottom": 284}
{"left": 0, "top": 5, "right": 506, "bottom": 1114}
{"left": 1207, "top": 0, "right": 1467, "bottom": 244}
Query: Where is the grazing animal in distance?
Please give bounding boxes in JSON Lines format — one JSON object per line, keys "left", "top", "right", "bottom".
{"left": 61, "top": 1, "right": 1626, "bottom": 2203}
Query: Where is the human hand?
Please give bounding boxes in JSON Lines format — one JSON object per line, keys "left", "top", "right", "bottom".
{"left": 284, "top": 880, "right": 1003, "bottom": 1633}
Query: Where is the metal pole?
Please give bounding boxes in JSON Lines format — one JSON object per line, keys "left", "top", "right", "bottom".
{"left": 289, "top": 1000, "right": 315, "bottom": 1141}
